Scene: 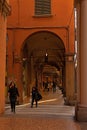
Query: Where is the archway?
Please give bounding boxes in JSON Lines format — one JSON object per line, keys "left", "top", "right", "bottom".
{"left": 21, "top": 31, "right": 66, "bottom": 100}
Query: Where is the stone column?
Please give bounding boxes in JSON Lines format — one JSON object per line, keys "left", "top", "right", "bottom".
{"left": 13, "top": 57, "right": 23, "bottom": 103}
{"left": 76, "top": 0, "right": 87, "bottom": 121}
{"left": 62, "top": 67, "right": 66, "bottom": 96}
{"left": 0, "top": 14, "right": 6, "bottom": 114}
{"left": 30, "top": 56, "right": 36, "bottom": 88}
{"left": 0, "top": 0, "right": 11, "bottom": 113}
{"left": 65, "top": 54, "right": 75, "bottom": 105}
{"left": 80, "top": 0, "right": 87, "bottom": 105}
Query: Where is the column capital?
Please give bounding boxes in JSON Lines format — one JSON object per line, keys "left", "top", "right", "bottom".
{"left": 0, "top": 0, "right": 11, "bottom": 16}
{"left": 65, "top": 53, "right": 74, "bottom": 62}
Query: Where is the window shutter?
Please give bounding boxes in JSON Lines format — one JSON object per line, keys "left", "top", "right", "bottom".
{"left": 35, "top": 0, "right": 51, "bottom": 15}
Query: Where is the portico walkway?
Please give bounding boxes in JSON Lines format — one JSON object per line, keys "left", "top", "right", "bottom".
{"left": 0, "top": 88, "right": 86, "bottom": 130}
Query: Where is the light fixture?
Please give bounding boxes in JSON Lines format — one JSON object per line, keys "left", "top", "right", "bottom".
{"left": 45, "top": 52, "right": 48, "bottom": 63}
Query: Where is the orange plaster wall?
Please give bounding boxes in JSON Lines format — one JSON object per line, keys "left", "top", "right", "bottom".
{"left": 8, "top": 0, "right": 74, "bottom": 52}
{"left": 69, "top": 14, "right": 75, "bottom": 52}
{"left": 7, "top": 28, "right": 72, "bottom": 58}
{"left": 7, "top": 30, "right": 14, "bottom": 76}
{"left": 8, "top": 0, "right": 74, "bottom": 27}
{"left": 7, "top": 0, "right": 75, "bottom": 103}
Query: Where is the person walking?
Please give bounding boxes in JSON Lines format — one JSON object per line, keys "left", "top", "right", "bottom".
{"left": 8, "top": 81, "right": 19, "bottom": 113}
{"left": 52, "top": 81, "right": 56, "bottom": 93}
{"left": 31, "top": 86, "right": 39, "bottom": 108}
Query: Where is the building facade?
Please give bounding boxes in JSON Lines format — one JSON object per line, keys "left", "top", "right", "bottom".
{"left": 7, "top": 0, "right": 75, "bottom": 104}
{"left": 0, "top": 0, "right": 86, "bottom": 122}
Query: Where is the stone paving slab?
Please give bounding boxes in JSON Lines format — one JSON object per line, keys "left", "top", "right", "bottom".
{"left": 3, "top": 89, "right": 85, "bottom": 130}
{"left": 79, "top": 122, "right": 87, "bottom": 130}
{"left": 0, "top": 116, "right": 81, "bottom": 130}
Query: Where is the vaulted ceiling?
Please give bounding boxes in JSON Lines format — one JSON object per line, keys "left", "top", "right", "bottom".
{"left": 22, "top": 31, "right": 65, "bottom": 75}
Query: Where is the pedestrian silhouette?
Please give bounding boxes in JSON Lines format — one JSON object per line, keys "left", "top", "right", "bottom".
{"left": 31, "top": 87, "right": 38, "bottom": 108}
{"left": 31, "top": 87, "right": 42, "bottom": 108}
{"left": 52, "top": 81, "right": 56, "bottom": 92}
{"left": 8, "top": 81, "right": 19, "bottom": 113}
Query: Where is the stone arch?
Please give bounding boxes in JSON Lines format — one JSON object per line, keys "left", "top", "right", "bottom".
{"left": 20, "top": 30, "right": 66, "bottom": 100}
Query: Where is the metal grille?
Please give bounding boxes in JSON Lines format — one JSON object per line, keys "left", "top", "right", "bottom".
{"left": 35, "top": 0, "right": 51, "bottom": 15}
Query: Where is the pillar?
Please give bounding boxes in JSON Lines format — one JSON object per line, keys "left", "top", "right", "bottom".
{"left": 13, "top": 58, "right": 23, "bottom": 103}
{"left": 65, "top": 54, "right": 75, "bottom": 105}
{"left": 62, "top": 67, "right": 66, "bottom": 96}
{"left": 30, "top": 56, "right": 35, "bottom": 84}
{"left": 80, "top": 0, "right": 87, "bottom": 105}
{"left": 0, "top": 0, "right": 11, "bottom": 114}
{"left": 76, "top": 0, "right": 87, "bottom": 121}
{"left": 0, "top": 14, "right": 6, "bottom": 114}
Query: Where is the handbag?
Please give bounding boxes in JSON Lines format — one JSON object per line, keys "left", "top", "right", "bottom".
{"left": 36, "top": 92, "right": 42, "bottom": 101}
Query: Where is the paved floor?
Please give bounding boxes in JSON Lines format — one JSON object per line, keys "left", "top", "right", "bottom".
{"left": 5, "top": 104, "right": 75, "bottom": 118}
{"left": 79, "top": 122, "right": 87, "bottom": 130}
{"left": 0, "top": 116, "right": 81, "bottom": 130}
{"left": 0, "top": 88, "right": 86, "bottom": 130}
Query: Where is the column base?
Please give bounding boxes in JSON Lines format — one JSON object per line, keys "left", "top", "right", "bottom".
{"left": 76, "top": 104, "right": 87, "bottom": 122}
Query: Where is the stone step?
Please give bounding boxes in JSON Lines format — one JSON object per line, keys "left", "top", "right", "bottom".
{"left": 5, "top": 104, "right": 75, "bottom": 119}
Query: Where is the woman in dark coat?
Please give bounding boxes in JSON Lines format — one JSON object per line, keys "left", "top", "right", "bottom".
{"left": 8, "top": 81, "right": 19, "bottom": 113}
{"left": 31, "top": 87, "right": 38, "bottom": 108}
{"left": 31, "top": 86, "right": 42, "bottom": 108}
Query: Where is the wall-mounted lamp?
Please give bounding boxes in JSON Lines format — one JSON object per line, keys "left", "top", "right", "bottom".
{"left": 45, "top": 52, "right": 48, "bottom": 63}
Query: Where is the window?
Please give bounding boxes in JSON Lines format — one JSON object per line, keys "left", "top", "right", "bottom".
{"left": 35, "top": 0, "right": 51, "bottom": 16}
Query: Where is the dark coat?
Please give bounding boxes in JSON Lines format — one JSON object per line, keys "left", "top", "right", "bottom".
{"left": 8, "top": 85, "right": 19, "bottom": 102}
{"left": 32, "top": 87, "right": 42, "bottom": 101}
{"left": 32, "top": 87, "right": 38, "bottom": 100}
